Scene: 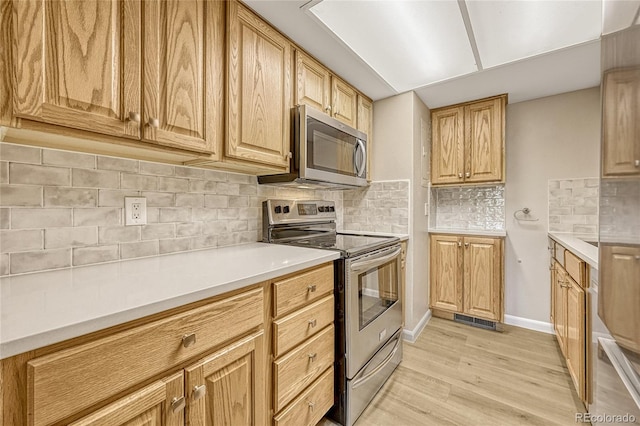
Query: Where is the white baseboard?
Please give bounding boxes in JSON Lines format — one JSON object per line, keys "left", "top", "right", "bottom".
{"left": 504, "top": 314, "right": 554, "bottom": 334}
{"left": 402, "top": 309, "right": 432, "bottom": 343}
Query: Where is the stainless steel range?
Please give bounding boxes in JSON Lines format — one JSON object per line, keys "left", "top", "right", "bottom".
{"left": 263, "top": 199, "right": 403, "bottom": 426}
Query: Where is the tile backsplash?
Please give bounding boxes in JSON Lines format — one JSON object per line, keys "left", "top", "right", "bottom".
{"left": 600, "top": 179, "right": 639, "bottom": 241}
{"left": 431, "top": 184, "right": 505, "bottom": 231}
{"left": 548, "top": 178, "right": 599, "bottom": 234}
{"left": 0, "top": 143, "right": 409, "bottom": 276}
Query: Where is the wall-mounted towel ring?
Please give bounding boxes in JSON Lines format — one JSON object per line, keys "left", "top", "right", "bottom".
{"left": 513, "top": 207, "right": 539, "bottom": 222}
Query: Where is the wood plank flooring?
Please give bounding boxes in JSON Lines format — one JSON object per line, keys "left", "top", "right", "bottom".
{"left": 320, "top": 317, "right": 585, "bottom": 426}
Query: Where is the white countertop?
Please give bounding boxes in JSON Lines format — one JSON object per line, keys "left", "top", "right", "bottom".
{"left": 428, "top": 228, "right": 507, "bottom": 237}
{"left": 0, "top": 243, "right": 339, "bottom": 359}
{"left": 548, "top": 232, "right": 598, "bottom": 268}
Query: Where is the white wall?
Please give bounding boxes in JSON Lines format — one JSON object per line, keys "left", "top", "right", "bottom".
{"left": 504, "top": 87, "right": 600, "bottom": 324}
{"left": 373, "top": 92, "right": 431, "bottom": 333}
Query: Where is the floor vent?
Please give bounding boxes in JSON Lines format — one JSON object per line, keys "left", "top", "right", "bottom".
{"left": 454, "top": 313, "right": 498, "bottom": 331}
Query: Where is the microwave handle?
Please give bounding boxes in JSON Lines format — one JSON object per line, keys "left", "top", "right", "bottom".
{"left": 354, "top": 139, "right": 366, "bottom": 178}
{"left": 350, "top": 246, "right": 401, "bottom": 273}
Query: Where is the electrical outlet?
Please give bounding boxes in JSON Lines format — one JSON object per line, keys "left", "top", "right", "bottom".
{"left": 125, "top": 197, "right": 147, "bottom": 226}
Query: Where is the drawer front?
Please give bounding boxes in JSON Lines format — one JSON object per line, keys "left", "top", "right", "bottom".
{"left": 274, "top": 264, "right": 334, "bottom": 317}
{"left": 273, "top": 295, "right": 334, "bottom": 357}
{"left": 555, "top": 242, "right": 566, "bottom": 266}
{"left": 273, "top": 367, "right": 334, "bottom": 426}
{"left": 565, "top": 250, "right": 586, "bottom": 286}
{"left": 28, "top": 287, "right": 264, "bottom": 426}
{"left": 274, "top": 325, "right": 334, "bottom": 412}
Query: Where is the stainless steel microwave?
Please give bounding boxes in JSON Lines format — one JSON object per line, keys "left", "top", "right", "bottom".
{"left": 258, "top": 104, "right": 368, "bottom": 189}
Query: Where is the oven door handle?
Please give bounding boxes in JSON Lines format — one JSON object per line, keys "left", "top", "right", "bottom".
{"left": 350, "top": 247, "right": 401, "bottom": 273}
{"left": 351, "top": 336, "right": 401, "bottom": 390}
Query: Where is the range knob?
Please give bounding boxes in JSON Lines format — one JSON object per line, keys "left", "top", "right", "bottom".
{"left": 283, "top": 206, "right": 290, "bottom": 214}
{"left": 274, "top": 206, "right": 282, "bottom": 214}
{"left": 318, "top": 206, "right": 326, "bottom": 213}
{"left": 328, "top": 206, "right": 335, "bottom": 212}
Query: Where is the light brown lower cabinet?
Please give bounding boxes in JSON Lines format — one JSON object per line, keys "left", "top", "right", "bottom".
{"left": 0, "top": 262, "right": 335, "bottom": 426}
{"left": 429, "top": 234, "right": 504, "bottom": 322}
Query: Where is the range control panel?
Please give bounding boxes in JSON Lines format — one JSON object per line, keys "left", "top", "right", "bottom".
{"left": 264, "top": 199, "right": 336, "bottom": 224}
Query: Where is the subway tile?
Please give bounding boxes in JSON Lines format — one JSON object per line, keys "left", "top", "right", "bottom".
{"left": 97, "top": 156, "right": 139, "bottom": 172}
{"left": 73, "top": 245, "right": 119, "bottom": 266}
{"left": 0, "top": 253, "right": 8, "bottom": 275}
{"left": 0, "top": 229, "right": 43, "bottom": 252}
{"left": 548, "top": 180, "right": 560, "bottom": 189}
{"left": 573, "top": 225, "right": 597, "bottom": 234}
{"left": 189, "top": 180, "right": 206, "bottom": 193}
{"left": 72, "top": 169, "right": 120, "bottom": 189}
{"left": 73, "top": 208, "right": 121, "bottom": 226}
{"left": 139, "top": 161, "right": 174, "bottom": 176}
{"left": 192, "top": 208, "right": 218, "bottom": 221}
{"left": 228, "top": 196, "right": 249, "bottom": 208}
{"left": 98, "top": 226, "right": 141, "bottom": 244}
{"left": 204, "top": 170, "right": 227, "bottom": 182}
{"left": 141, "top": 223, "right": 175, "bottom": 240}
{"left": 12, "top": 208, "right": 72, "bottom": 228}
{"left": 227, "top": 173, "right": 254, "bottom": 184}
{"left": 0, "top": 208, "right": 8, "bottom": 229}
{"left": 177, "top": 222, "right": 202, "bottom": 237}
{"left": 98, "top": 189, "right": 140, "bottom": 207}
{"left": 159, "top": 238, "right": 191, "bottom": 254}
{"left": 11, "top": 249, "right": 70, "bottom": 274}
{"left": 175, "top": 166, "right": 205, "bottom": 179}
{"left": 142, "top": 191, "right": 175, "bottom": 207}
{"left": 238, "top": 184, "right": 257, "bottom": 196}
{"left": 586, "top": 178, "right": 599, "bottom": 188}
{"left": 574, "top": 206, "right": 598, "bottom": 215}
{"left": 203, "top": 221, "right": 228, "bottom": 235}
{"left": 0, "top": 143, "right": 41, "bottom": 164}
{"left": 158, "top": 177, "right": 189, "bottom": 192}
{"left": 121, "top": 173, "right": 157, "bottom": 191}
{"left": 0, "top": 161, "right": 7, "bottom": 183}
{"left": 175, "top": 193, "right": 204, "bottom": 208}
{"left": 43, "top": 150, "right": 95, "bottom": 169}
{"left": 549, "top": 207, "right": 572, "bottom": 215}
{"left": 228, "top": 221, "right": 248, "bottom": 232}
{"left": 159, "top": 207, "right": 191, "bottom": 223}
{"left": 45, "top": 227, "right": 98, "bottom": 249}
{"left": 146, "top": 207, "right": 160, "bottom": 223}
{"left": 572, "top": 187, "right": 598, "bottom": 198}
{"left": 204, "top": 195, "right": 228, "bottom": 208}
{"left": 120, "top": 240, "right": 159, "bottom": 260}
{"left": 44, "top": 187, "right": 97, "bottom": 207}
{"left": 191, "top": 235, "right": 217, "bottom": 249}
{"left": 0, "top": 184, "right": 42, "bottom": 206}
{"left": 10, "top": 163, "right": 70, "bottom": 186}
{"left": 215, "top": 182, "right": 240, "bottom": 196}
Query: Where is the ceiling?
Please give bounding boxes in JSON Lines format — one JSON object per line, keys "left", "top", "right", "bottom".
{"left": 243, "top": 0, "right": 635, "bottom": 108}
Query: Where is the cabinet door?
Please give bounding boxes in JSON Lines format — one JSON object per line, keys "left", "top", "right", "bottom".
{"left": 0, "top": 0, "right": 13, "bottom": 126}
{"left": 463, "top": 237, "right": 502, "bottom": 321}
{"left": 429, "top": 235, "right": 463, "bottom": 313}
{"left": 227, "top": 1, "right": 291, "bottom": 169}
{"left": 464, "top": 97, "right": 504, "bottom": 183}
{"left": 357, "top": 94, "right": 373, "bottom": 182}
{"left": 14, "top": 0, "right": 141, "bottom": 138}
{"left": 185, "top": 331, "right": 265, "bottom": 426}
{"left": 431, "top": 107, "right": 464, "bottom": 185}
{"left": 331, "top": 76, "right": 357, "bottom": 127}
{"left": 295, "top": 50, "right": 331, "bottom": 114}
{"left": 70, "top": 372, "right": 184, "bottom": 426}
{"left": 602, "top": 68, "right": 640, "bottom": 176}
{"left": 554, "top": 264, "right": 568, "bottom": 356}
{"left": 143, "top": 0, "right": 224, "bottom": 155}
{"left": 565, "top": 277, "right": 586, "bottom": 401}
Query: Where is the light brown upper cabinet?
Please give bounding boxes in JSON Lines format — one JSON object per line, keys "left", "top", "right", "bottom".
{"left": 295, "top": 50, "right": 361, "bottom": 129}
{"left": 602, "top": 67, "right": 640, "bottom": 176}
{"left": 357, "top": 95, "right": 373, "bottom": 181}
{"left": 226, "top": 0, "right": 292, "bottom": 170}
{"left": 429, "top": 234, "right": 503, "bottom": 322}
{"left": 431, "top": 94, "right": 506, "bottom": 185}
{"left": 12, "top": 0, "right": 224, "bottom": 155}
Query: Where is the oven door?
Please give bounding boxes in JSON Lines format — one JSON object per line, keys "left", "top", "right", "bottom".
{"left": 346, "top": 244, "right": 402, "bottom": 378}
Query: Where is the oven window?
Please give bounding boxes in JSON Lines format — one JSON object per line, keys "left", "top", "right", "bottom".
{"left": 358, "top": 259, "right": 398, "bottom": 330}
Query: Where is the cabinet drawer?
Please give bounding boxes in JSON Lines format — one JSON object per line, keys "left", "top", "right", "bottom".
{"left": 273, "top": 264, "right": 334, "bottom": 317}
{"left": 274, "top": 325, "right": 334, "bottom": 412}
{"left": 273, "top": 295, "right": 334, "bottom": 357}
{"left": 273, "top": 367, "right": 334, "bottom": 426}
{"left": 565, "top": 250, "right": 587, "bottom": 287}
{"left": 28, "top": 287, "right": 264, "bottom": 426}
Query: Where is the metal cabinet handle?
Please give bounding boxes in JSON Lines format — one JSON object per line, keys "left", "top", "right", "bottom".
{"left": 458, "top": 172, "right": 463, "bottom": 178}
{"left": 635, "top": 256, "right": 640, "bottom": 260}
{"left": 170, "top": 396, "right": 186, "bottom": 413}
{"left": 148, "top": 117, "right": 160, "bottom": 128}
{"left": 128, "top": 112, "right": 141, "bottom": 123}
{"left": 192, "top": 385, "right": 206, "bottom": 401}
{"left": 635, "top": 159, "right": 639, "bottom": 167}
{"left": 307, "top": 284, "right": 316, "bottom": 293}
{"left": 325, "top": 106, "right": 331, "bottom": 113}
{"left": 308, "top": 401, "right": 315, "bottom": 411}
{"left": 465, "top": 171, "right": 470, "bottom": 178}
{"left": 457, "top": 241, "right": 462, "bottom": 248}
{"left": 464, "top": 242, "right": 469, "bottom": 248}
{"left": 308, "top": 319, "right": 317, "bottom": 328}
{"left": 308, "top": 353, "right": 317, "bottom": 361}
{"left": 182, "top": 333, "right": 196, "bottom": 348}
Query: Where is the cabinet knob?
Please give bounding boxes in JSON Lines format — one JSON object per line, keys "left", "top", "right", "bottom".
{"left": 308, "top": 353, "right": 317, "bottom": 362}
{"left": 635, "top": 159, "right": 639, "bottom": 167}
{"left": 457, "top": 241, "right": 462, "bottom": 248}
{"left": 285, "top": 151, "right": 292, "bottom": 160}
{"left": 635, "top": 255, "right": 640, "bottom": 260}
{"left": 182, "top": 333, "right": 196, "bottom": 348}
{"left": 148, "top": 117, "right": 160, "bottom": 128}
{"left": 308, "top": 319, "right": 317, "bottom": 328}
{"left": 465, "top": 172, "right": 470, "bottom": 178}
{"left": 325, "top": 106, "right": 331, "bottom": 113}
{"left": 170, "top": 396, "right": 186, "bottom": 413}
{"left": 308, "top": 401, "right": 315, "bottom": 411}
{"left": 464, "top": 242, "right": 469, "bottom": 248}
{"left": 458, "top": 173, "right": 463, "bottom": 178}
{"left": 128, "top": 111, "right": 141, "bottom": 123}
{"left": 192, "top": 384, "right": 206, "bottom": 401}
{"left": 307, "top": 284, "right": 316, "bottom": 293}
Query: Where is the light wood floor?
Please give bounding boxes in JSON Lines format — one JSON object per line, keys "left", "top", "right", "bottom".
{"left": 320, "top": 317, "right": 585, "bottom": 426}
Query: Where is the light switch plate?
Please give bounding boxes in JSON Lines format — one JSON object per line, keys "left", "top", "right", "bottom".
{"left": 125, "top": 197, "right": 147, "bottom": 226}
